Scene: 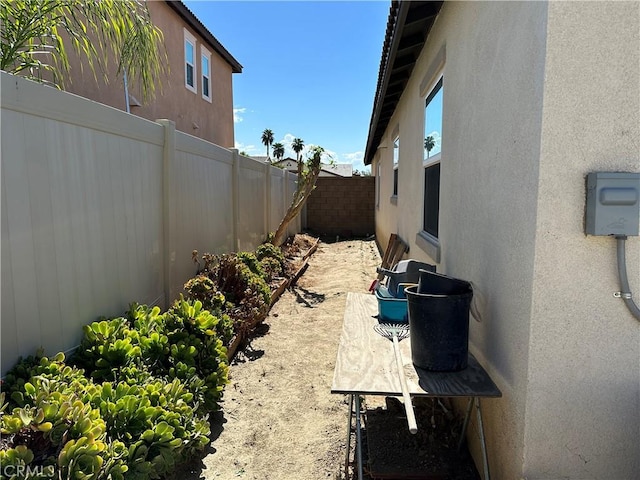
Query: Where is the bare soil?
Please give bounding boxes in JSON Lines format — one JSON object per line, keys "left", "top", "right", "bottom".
{"left": 169, "top": 237, "right": 479, "bottom": 480}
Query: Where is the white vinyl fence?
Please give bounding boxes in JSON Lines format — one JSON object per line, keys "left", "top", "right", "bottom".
{"left": 1, "top": 72, "right": 300, "bottom": 374}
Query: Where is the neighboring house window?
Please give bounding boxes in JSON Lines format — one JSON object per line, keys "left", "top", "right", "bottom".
{"left": 201, "top": 46, "right": 212, "bottom": 102}
{"left": 392, "top": 135, "right": 399, "bottom": 197}
{"left": 184, "top": 29, "right": 197, "bottom": 93}
{"left": 422, "top": 76, "right": 443, "bottom": 238}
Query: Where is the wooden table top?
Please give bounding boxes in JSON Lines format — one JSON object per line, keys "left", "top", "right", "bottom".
{"left": 331, "top": 292, "right": 502, "bottom": 398}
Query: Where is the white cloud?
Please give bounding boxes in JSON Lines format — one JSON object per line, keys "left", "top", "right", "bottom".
{"left": 341, "top": 150, "right": 370, "bottom": 174}
{"left": 344, "top": 151, "right": 364, "bottom": 164}
{"left": 234, "top": 142, "right": 261, "bottom": 156}
{"left": 322, "top": 147, "right": 338, "bottom": 162}
{"left": 233, "top": 107, "right": 246, "bottom": 123}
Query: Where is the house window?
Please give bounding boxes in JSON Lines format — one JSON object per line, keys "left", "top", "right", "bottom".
{"left": 184, "top": 29, "right": 197, "bottom": 93}
{"left": 201, "top": 46, "right": 212, "bottom": 102}
{"left": 392, "top": 135, "right": 399, "bottom": 197}
{"left": 422, "top": 76, "right": 443, "bottom": 238}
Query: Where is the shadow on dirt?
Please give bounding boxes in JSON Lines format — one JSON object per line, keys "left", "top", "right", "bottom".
{"left": 231, "top": 323, "right": 270, "bottom": 364}
{"left": 292, "top": 286, "right": 326, "bottom": 307}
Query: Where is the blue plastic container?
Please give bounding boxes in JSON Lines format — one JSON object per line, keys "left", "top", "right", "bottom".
{"left": 374, "top": 284, "right": 410, "bottom": 322}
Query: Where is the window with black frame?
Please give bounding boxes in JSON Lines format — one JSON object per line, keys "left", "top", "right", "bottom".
{"left": 423, "top": 77, "right": 442, "bottom": 238}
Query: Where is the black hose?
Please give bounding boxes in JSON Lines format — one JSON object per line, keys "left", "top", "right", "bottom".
{"left": 615, "top": 236, "right": 640, "bottom": 321}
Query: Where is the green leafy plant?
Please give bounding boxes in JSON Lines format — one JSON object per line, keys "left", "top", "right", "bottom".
{"left": 2, "top": 297, "right": 232, "bottom": 478}
{"left": 256, "top": 243, "right": 285, "bottom": 281}
{"left": 260, "top": 257, "right": 284, "bottom": 282}
{"left": 73, "top": 317, "right": 142, "bottom": 381}
{"left": 236, "top": 251, "right": 265, "bottom": 280}
{"left": 0, "top": 0, "right": 166, "bottom": 101}
{"left": 186, "top": 252, "right": 271, "bottom": 338}
{"left": 163, "top": 298, "right": 230, "bottom": 412}
{"left": 0, "top": 374, "right": 128, "bottom": 480}
{"left": 1, "top": 325, "right": 217, "bottom": 478}
{"left": 256, "top": 243, "right": 285, "bottom": 264}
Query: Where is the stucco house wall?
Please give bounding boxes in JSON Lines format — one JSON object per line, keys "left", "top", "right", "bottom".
{"left": 524, "top": 2, "right": 639, "bottom": 477}
{"left": 61, "top": 1, "right": 239, "bottom": 148}
{"left": 370, "top": 1, "right": 639, "bottom": 478}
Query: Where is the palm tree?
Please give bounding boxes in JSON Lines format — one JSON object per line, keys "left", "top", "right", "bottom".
{"left": 272, "top": 142, "right": 285, "bottom": 161}
{"left": 424, "top": 135, "right": 435, "bottom": 158}
{"left": 261, "top": 129, "right": 274, "bottom": 160}
{"left": 291, "top": 137, "right": 305, "bottom": 176}
{"left": 291, "top": 137, "right": 305, "bottom": 162}
{"left": 0, "top": 0, "right": 166, "bottom": 102}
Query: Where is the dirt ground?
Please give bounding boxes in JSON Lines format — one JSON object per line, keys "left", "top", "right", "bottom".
{"left": 169, "top": 237, "right": 479, "bottom": 480}
{"left": 169, "top": 237, "right": 381, "bottom": 480}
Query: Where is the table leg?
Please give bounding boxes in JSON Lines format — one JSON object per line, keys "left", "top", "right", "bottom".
{"left": 355, "top": 394, "right": 364, "bottom": 480}
{"left": 457, "top": 397, "right": 474, "bottom": 451}
{"left": 344, "top": 395, "right": 354, "bottom": 478}
{"left": 457, "top": 397, "right": 490, "bottom": 480}
{"left": 475, "top": 397, "right": 490, "bottom": 480}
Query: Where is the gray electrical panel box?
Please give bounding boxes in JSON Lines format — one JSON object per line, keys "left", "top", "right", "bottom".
{"left": 585, "top": 172, "right": 640, "bottom": 236}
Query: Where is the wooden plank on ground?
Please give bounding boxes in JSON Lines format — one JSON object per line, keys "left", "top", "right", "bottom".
{"left": 270, "top": 278, "right": 289, "bottom": 306}
{"left": 302, "top": 238, "right": 320, "bottom": 261}
{"left": 226, "top": 334, "right": 243, "bottom": 362}
{"left": 389, "top": 237, "right": 409, "bottom": 267}
{"left": 288, "top": 259, "right": 309, "bottom": 288}
{"left": 380, "top": 233, "right": 398, "bottom": 269}
{"left": 376, "top": 234, "right": 409, "bottom": 282}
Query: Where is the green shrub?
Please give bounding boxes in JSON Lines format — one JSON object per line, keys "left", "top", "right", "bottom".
{"left": 255, "top": 243, "right": 285, "bottom": 283}
{"left": 183, "top": 275, "right": 230, "bottom": 314}
{"left": 186, "top": 253, "right": 271, "bottom": 337}
{"left": 1, "top": 317, "right": 219, "bottom": 480}
{"left": 163, "top": 298, "right": 230, "bottom": 412}
{"left": 260, "top": 257, "right": 284, "bottom": 282}
{"left": 72, "top": 316, "right": 142, "bottom": 382}
{"left": 0, "top": 357, "right": 129, "bottom": 480}
{"left": 2, "top": 352, "right": 90, "bottom": 407}
{"left": 256, "top": 242, "right": 284, "bottom": 264}
{"left": 236, "top": 251, "right": 265, "bottom": 280}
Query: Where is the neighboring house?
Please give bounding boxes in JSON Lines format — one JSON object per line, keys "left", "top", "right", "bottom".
{"left": 365, "top": 1, "right": 638, "bottom": 479}
{"left": 270, "top": 157, "right": 353, "bottom": 177}
{"left": 61, "top": 1, "right": 241, "bottom": 148}
{"left": 251, "top": 155, "right": 270, "bottom": 164}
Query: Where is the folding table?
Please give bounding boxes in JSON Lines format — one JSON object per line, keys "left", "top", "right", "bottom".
{"left": 331, "top": 292, "right": 501, "bottom": 480}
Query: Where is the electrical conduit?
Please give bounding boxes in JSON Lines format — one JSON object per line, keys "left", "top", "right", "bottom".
{"left": 615, "top": 235, "right": 640, "bottom": 321}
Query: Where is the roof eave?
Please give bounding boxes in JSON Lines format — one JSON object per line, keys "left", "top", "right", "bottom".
{"left": 166, "top": 1, "right": 243, "bottom": 73}
{"left": 364, "top": 1, "right": 443, "bottom": 165}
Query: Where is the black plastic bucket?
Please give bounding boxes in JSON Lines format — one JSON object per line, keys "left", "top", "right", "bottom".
{"left": 405, "top": 271, "right": 473, "bottom": 371}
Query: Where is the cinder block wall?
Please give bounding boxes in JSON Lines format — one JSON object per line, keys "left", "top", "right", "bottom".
{"left": 306, "top": 176, "right": 375, "bottom": 237}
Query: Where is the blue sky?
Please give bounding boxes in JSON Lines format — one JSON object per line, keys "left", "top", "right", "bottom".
{"left": 183, "top": 0, "right": 391, "bottom": 173}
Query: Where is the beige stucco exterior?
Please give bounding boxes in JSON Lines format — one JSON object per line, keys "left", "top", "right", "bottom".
{"left": 61, "top": 1, "right": 237, "bottom": 147}
{"left": 372, "top": 1, "right": 639, "bottom": 478}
